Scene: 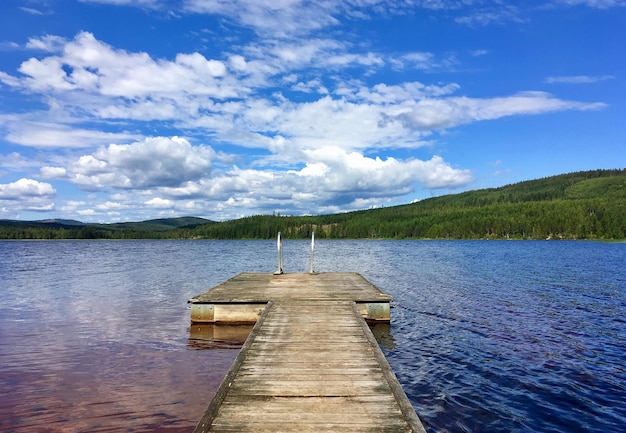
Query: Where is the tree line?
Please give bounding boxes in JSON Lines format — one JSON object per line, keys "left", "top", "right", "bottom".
{"left": 1, "top": 169, "right": 624, "bottom": 240}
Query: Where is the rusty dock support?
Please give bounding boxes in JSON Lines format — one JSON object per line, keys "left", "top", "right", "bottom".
{"left": 188, "top": 272, "right": 426, "bottom": 433}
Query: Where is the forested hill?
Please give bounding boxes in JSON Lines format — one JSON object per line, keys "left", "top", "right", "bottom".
{"left": 1, "top": 169, "right": 625, "bottom": 240}
{"left": 0, "top": 216, "right": 212, "bottom": 240}
{"left": 183, "top": 169, "right": 626, "bottom": 240}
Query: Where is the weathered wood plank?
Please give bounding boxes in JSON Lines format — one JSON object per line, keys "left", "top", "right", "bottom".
{"left": 192, "top": 273, "right": 426, "bottom": 433}
{"left": 237, "top": 366, "right": 383, "bottom": 375}
{"left": 215, "top": 398, "right": 405, "bottom": 421}
{"left": 189, "top": 272, "right": 393, "bottom": 304}
{"left": 234, "top": 360, "right": 383, "bottom": 369}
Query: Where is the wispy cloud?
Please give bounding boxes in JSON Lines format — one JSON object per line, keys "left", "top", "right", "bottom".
{"left": 470, "top": 49, "right": 489, "bottom": 57}
{"left": 5, "top": 121, "right": 141, "bottom": 149}
{"left": 557, "top": 0, "right": 626, "bottom": 8}
{"left": 393, "top": 91, "right": 605, "bottom": 130}
{"left": 183, "top": 0, "right": 342, "bottom": 38}
{"left": 389, "top": 51, "right": 458, "bottom": 72}
{"left": 544, "top": 75, "right": 616, "bottom": 84}
{"left": 0, "top": 42, "right": 20, "bottom": 53}
{"left": 455, "top": 5, "right": 526, "bottom": 27}
{"left": 19, "top": 7, "right": 46, "bottom": 15}
{"left": 26, "top": 35, "right": 67, "bottom": 52}
{"left": 79, "top": 0, "right": 161, "bottom": 6}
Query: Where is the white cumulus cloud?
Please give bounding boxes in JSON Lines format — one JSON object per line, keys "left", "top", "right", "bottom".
{"left": 0, "top": 177, "right": 56, "bottom": 198}
{"left": 157, "top": 147, "right": 472, "bottom": 216}
{"left": 0, "top": 178, "right": 56, "bottom": 212}
{"left": 40, "top": 166, "right": 68, "bottom": 178}
{"left": 7, "top": 32, "right": 243, "bottom": 101}
{"left": 69, "top": 136, "right": 214, "bottom": 189}
{"left": 145, "top": 197, "right": 175, "bottom": 208}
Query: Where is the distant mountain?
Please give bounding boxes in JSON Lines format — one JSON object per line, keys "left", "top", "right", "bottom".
{"left": 0, "top": 216, "right": 215, "bottom": 239}
{"left": 104, "top": 217, "right": 215, "bottom": 231}
{"left": 36, "top": 219, "right": 85, "bottom": 226}
{"left": 0, "top": 219, "right": 83, "bottom": 229}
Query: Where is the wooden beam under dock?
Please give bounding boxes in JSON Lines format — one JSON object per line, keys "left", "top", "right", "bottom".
{"left": 189, "top": 272, "right": 426, "bottom": 433}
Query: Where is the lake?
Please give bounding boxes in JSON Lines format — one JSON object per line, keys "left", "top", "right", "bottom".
{"left": 1, "top": 240, "right": 625, "bottom": 432}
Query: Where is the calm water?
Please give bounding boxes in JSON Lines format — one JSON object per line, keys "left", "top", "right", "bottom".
{"left": 1, "top": 240, "right": 625, "bottom": 432}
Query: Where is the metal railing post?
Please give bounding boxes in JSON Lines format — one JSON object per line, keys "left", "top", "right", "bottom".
{"left": 309, "top": 231, "right": 315, "bottom": 274}
{"left": 274, "top": 231, "right": 284, "bottom": 275}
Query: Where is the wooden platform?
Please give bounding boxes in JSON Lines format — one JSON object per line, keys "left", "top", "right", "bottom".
{"left": 190, "top": 273, "right": 426, "bottom": 433}
{"left": 189, "top": 272, "right": 393, "bottom": 323}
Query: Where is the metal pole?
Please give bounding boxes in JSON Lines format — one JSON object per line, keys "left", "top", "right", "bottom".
{"left": 309, "top": 231, "right": 315, "bottom": 274}
{"left": 274, "top": 231, "right": 284, "bottom": 275}
{"left": 280, "top": 233, "right": 284, "bottom": 274}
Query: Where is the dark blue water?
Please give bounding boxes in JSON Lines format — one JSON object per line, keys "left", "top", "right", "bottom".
{"left": 363, "top": 241, "right": 626, "bottom": 433}
{"left": 1, "top": 240, "right": 625, "bottom": 432}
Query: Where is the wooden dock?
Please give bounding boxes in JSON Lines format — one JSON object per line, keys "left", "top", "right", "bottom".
{"left": 189, "top": 272, "right": 426, "bottom": 433}
{"left": 189, "top": 272, "right": 394, "bottom": 323}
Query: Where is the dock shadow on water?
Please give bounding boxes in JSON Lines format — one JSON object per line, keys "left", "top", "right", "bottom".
{"left": 188, "top": 323, "right": 254, "bottom": 349}
{"left": 368, "top": 322, "right": 396, "bottom": 351}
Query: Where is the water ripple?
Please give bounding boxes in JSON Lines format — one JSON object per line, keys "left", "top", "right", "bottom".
{"left": 1, "top": 240, "right": 625, "bottom": 432}
{"left": 376, "top": 241, "right": 626, "bottom": 433}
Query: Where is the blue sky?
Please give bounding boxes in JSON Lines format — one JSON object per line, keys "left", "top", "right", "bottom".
{"left": 0, "top": 0, "right": 624, "bottom": 223}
